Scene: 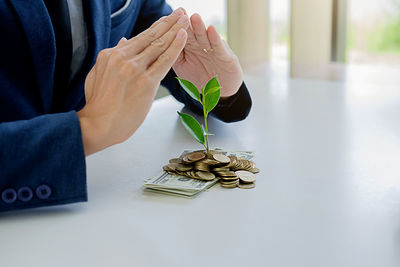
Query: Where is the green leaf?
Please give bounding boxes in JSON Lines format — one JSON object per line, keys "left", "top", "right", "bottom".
{"left": 204, "top": 76, "right": 221, "bottom": 96}
{"left": 203, "top": 76, "right": 221, "bottom": 114}
{"left": 205, "top": 86, "right": 220, "bottom": 96}
{"left": 204, "top": 88, "right": 220, "bottom": 114}
{"left": 177, "top": 112, "right": 205, "bottom": 145}
{"left": 201, "top": 125, "right": 214, "bottom": 136}
{"left": 176, "top": 77, "right": 201, "bottom": 102}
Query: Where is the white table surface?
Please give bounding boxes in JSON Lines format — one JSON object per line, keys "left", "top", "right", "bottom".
{"left": 1, "top": 74, "right": 400, "bottom": 267}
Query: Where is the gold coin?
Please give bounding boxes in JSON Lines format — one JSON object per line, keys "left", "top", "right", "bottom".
{"left": 183, "top": 171, "right": 195, "bottom": 179}
{"left": 229, "top": 156, "right": 240, "bottom": 170}
{"left": 201, "top": 158, "right": 220, "bottom": 166}
{"left": 182, "top": 155, "right": 193, "bottom": 164}
{"left": 238, "top": 159, "right": 247, "bottom": 170}
{"left": 167, "top": 163, "right": 178, "bottom": 171}
{"left": 189, "top": 150, "right": 207, "bottom": 155}
{"left": 220, "top": 179, "right": 239, "bottom": 184}
{"left": 206, "top": 150, "right": 221, "bottom": 158}
{"left": 169, "top": 158, "right": 182, "bottom": 164}
{"left": 238, "top": 182, "right": 256, "bottom": 189}
{"left": 187, "top": 151, "right": 206, "bottom": 162}
{"left": 216, "top": 171, "right": 237, "bottom": 177}
{"left": 175, "top": 163, "right": 192, "bottom": 172}
{"left": 174, "top": 170, "right": 187, "bottom": 176}
{"left": 213, "top": 154, "right": 231, "bottom": 164}
{"left": 220, "top": 182, "right": 237, "bottom": 188}
{"left": 228, "top": 155, "right": 237, "bottom": 162}
{"left": 212, "top": 167, "right": 230, "bottom": 172}
{"left": 246, "top": 161, "right": 254, "bottom": 170}
{"left": 163, "top": 165, "right": 171, "bottom": 172}
{"left": 235, "top": 170, "right": 256, "bottom": 183}
{"left": 194, "top": 162, "right": 210, "bottom": 172}
{"left": 195, "top": 171, "right": 216, "bottom": 181}
{"left": 241, "top": 160, "right": 250, "bottom": 170}
{"left": 220, "top": 177, "right": 239, "bottom": 182}
{"left": 182, "top": 151, "right": 206, "bottom": 163}
{"left": 179, "top": 152, "right": 189, "bottom": 159}
{"left": 249, "top": 168, "right": 260, "bottom": 174}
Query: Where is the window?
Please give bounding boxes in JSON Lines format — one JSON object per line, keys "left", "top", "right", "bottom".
{"left": 346, "top": 0, "right": 400, "bottom": 84}
{"left": 166, "top": 0, "right": 227, "bottom": 37}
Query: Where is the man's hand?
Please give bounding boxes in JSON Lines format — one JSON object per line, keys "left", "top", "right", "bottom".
{"left": 173, "top": 12, "right": 243, "bottom": 98}
{"left": 77, "top": 9, "right": 189, "bottom": 156}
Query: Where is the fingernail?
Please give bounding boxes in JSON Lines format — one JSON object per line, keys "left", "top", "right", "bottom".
{"left": 176, "top": 29, "right": 186, "bottom": 39}
{"left": 178, "top": 15, "right": 188, "bottom": 24}
{"left": 171, "top": 8, "right": 183, "bottom": 16}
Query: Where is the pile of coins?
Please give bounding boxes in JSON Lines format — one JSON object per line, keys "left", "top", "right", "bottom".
{"left": 163, "top": 150, "right": 258, "bottom": 189}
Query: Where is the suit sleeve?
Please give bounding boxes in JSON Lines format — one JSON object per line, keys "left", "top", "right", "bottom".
{"left": 131, "top": 0, "right": 252, "bottom": 123}
{"left": 0, "top": 111, "right": 87, "bottom": 212}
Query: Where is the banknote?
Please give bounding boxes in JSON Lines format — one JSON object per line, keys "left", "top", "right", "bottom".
{"left": 144, "top": 171, "right": 218, "bottom": 197}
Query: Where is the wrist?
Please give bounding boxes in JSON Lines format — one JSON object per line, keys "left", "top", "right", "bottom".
{"left": 77, "top": 112, "right": 108, "bottom": 156}
{"left": 220, "top": 81, "right": 243, "bottom": 100}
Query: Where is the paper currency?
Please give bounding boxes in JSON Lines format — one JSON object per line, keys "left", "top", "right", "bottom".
{"left": 144, "top": 171, "right": 218, "bottom": 197}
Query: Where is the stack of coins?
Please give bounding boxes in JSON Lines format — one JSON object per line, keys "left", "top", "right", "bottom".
{"left": 163, "top": 150, "right": 259, "bottom": 189}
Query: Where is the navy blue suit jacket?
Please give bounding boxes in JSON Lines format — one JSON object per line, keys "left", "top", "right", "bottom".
{"left": 0, "top": 0, "right": 251, "bottom": 212}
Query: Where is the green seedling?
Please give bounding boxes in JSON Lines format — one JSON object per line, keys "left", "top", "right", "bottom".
{"left": 176, "top": 76, "right": 221, "bottom": 154}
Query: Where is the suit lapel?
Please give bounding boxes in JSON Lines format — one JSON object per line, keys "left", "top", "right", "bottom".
{"left": 84, "top": 0, "right": 111, "bottom": 63}
{"left": 8, "top": 0, "right": 56, "bottom": 113}
{"left": 8, "top": 0, "right": 111, "bottom": 112}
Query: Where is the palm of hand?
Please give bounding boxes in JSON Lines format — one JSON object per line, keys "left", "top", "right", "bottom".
{"left": 172, "top": 14, "right": 243, "bottom": 97}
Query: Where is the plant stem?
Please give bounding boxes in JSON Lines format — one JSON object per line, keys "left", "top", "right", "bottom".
{"left": 203, "top": 107, "right": 209, "bottom": 154}
{"left": 204, "top": 117, "right": 209, "bottom": 153}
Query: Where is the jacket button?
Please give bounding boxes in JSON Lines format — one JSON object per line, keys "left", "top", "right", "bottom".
{"left": 1, "top": 188, "right": 17, "bottom": 204}
{"left": 36, "top": 184, "right": 51, "bottom": 200}
{"left": 36, "top": 185, "right": 52, "bottom": 200}
{"left": 17, "top": 187, "right": 33, "bottom": 202}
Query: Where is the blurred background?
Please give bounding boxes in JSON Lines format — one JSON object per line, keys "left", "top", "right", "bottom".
{"left": 163, "top": 0, "right": 400, "bottom": 86}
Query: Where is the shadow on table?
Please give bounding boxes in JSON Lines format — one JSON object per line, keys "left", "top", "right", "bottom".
{"left": 0, "top": 205, "right": 86, "bottom": 221}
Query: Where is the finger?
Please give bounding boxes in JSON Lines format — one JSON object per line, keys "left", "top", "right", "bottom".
{"left": 180, "top": 7, "right": 188, "bottom": 16}
{"left": 178, "top": 8, "right": 197, "bottom": 43}
{"left": 207, "top": 26, "right": 223, "bottom": 50}
{"left": 185, "top": 23, "right": 197, "bottom": 44}
{"left": 98, "top": 37, "right": 126, "bottom": 69}
{"left": 117, "top": 37, "right": 128, "bottom": 46}
{"left": 207, "top": 25, "right": 231, "bottom": 56}
{"left": 121, "top": 8, "right": 185, "bottom": 56}
{"left": 147, "top": 29, "right": 187, "bottom": 81}
{"left": 190, "top": 13, "right": 212, "bottom": 49}
{"left": 135, "top": 15, "right": 189, "bottom": 67}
